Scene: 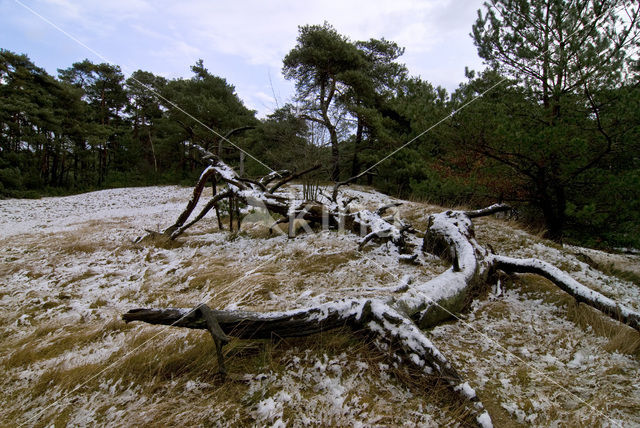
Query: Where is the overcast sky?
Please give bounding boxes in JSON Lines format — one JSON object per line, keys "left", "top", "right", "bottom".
{"left": 2, "top": 0, "right": 487, "bottom": 117}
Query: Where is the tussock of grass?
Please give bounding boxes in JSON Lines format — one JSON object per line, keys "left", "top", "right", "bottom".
{"left": 515, "top": 273, "right": 575, "bottom": 307}
{"left": 89, "top": 298, "right": 109, "bottom": 309}
{"left": 3, "top": 187, "right": 640, "bottom": 426}
{"left": 511, "top": 274, "right": 640, "bottom": 357}
{"left": 573, "top": 250, "right": 640, "bottom": 287}
{"left": 2, "top": 321, "right": 127, "bottom": 371}
{"left": 596, "top": 262, "right": 640, "bottom": 288}
{"left": 59, "top": 271, "right": 97, "bottom": 288}
{"left": 388, "top": 362, "right": 478, "bottom": 426}
{"left": 566, "top": 302, "right": 640, "bottom": 356}
{"left": 134, "top": 231, "right": 183, "bottom": 249}
{"left": 477, "top": 300, "right": 512, "bottom": 319}
{"left": 605, "top": 331, "right": 640, "bottom": 356}
{"left": 185, "top": 263, "right": 239, "bottom": 292}
{"left": 292, "top": 251, "right": 358, "bottom": 275}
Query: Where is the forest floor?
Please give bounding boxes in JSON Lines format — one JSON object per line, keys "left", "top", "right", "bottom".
{"left": 1, "top": 185, "right": 639, "bottom": 427}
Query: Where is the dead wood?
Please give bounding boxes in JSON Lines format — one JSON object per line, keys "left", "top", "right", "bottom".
{"left": 268, "top": 164, "right": 321, "bottom": 193}
{"left": 375, "top": 202, "right": 403, "bottom": 216}
{"left": 222, "top": 126, "right": 256, "bottom": 140}
{"left": 163, "top": 166, "right": 218, "bottom": 237}
{"left": 123, "top": 298, "right": 490, "bottom": 425}
{"left": 494, "top": 255, "right": 640, "bottom": 332}
{"left": 464, "top": 203, "right": 511, "bottom": 218}
{"left": 126, "top": 147, "right": 640, "bottom": 426}
{"left": 170, "top": 190, "right": 231, "bottom": 239}
{"left": 149, "top": 145, "right": 412, "bottom": 248}
{"left": 259, "top": 170, "right": 289, "bottom": 187}
{"left": 330, "top": 176, "right": 359, "bottom": 202}
{"left": 211, "top": 176, "right": 224, "bottom": 230}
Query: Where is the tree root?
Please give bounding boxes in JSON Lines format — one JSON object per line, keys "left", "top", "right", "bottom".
{"left": 125, "top": 148, "right": 640, "bottom": 425}
{"left": 493, "top": 255, "right": 640, "bottom": 332}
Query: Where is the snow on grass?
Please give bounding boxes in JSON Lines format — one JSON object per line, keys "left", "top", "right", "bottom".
{"left": 0, "top": 185, "right": 450, "bottom": 426}
{"left": 476, "top": 218, "right": 640, "bottom": 313}
{"left": 429, "top": 282, "right": 640, "bottom": 426}
{"left": 0, "top": 185, "right": 638, "bottom": 426}
{"left": 0, "top": 186, "right": 192, "bottom": 238}
{"left": 241, "top": 344, "right": 462, "bottom": 427}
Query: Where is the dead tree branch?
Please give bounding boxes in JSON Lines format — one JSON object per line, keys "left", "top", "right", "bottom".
{"left": 493, "top": 256, "right": 640, "bottom": 332}
{"left": 127, "top": 149, "right": 640, "bottom": 426}
{"left": 268, "top": 164, "right": 321, "bottom": 193}
{"left": 148, "top": 147, "right": 413, "bottom": 250}
{"left": 464, "top": 203, "right": 511, "bottom": 218}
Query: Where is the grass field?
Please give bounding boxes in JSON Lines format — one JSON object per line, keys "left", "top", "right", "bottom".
{"left": 1, "top": 185, "right": 639, "bottom": 427}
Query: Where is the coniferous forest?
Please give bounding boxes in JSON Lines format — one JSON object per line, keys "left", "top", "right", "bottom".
{"left": 1, "top": 1, "right": 639, "bottom": 249}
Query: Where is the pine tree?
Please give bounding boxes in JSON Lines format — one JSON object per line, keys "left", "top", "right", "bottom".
{"left": 470, "top": 0, "right": 640, "bottom": 241}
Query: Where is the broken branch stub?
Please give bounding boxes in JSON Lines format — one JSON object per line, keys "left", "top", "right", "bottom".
{"left": 127, "top": 147, "right": 640, "bottom": 426}
{"left": 153, "top": 147, "right": 413, "bottom": 249}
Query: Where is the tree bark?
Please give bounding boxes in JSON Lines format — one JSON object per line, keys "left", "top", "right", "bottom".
{"left": 127, "top": 147, "right": 640, "bottom": 426}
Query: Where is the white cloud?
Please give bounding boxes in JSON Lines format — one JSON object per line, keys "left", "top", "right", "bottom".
{"left": 145, "top": 0, "right": 475, "bottom": 70}
{"left": 8, "top": 0, "right": 487, "bottom": 115}
{"left": 254, "top": 91, "right": 276, "bottom": 105}
{"left": 42, "top": 0, "right": 153, "bottom": 21}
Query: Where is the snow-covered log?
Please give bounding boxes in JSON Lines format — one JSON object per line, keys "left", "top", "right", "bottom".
{"left": 464, "top": 203, "right": 511, "bottom": 218}
{"left": 127, "top": 146, "right": 640, "bottom": 425}
{"left": 392, "top": 208, "right": 501, "bottom": 328}
{"left": 493, "top": 255, "right": 640, "bottom": 332}
{"left": 123, "top": 298, "right": 492, "bottom": 426}
{"left": 123, "top": 300, "right": 371, "bottom": 339}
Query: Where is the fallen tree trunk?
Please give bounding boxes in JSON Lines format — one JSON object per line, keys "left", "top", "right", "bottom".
{"left": 127, "top": 148, "right": 640, "bottom": 426}
{"left": 123, "top": 300, "right": 371, "bottom": 339}
{"left": 149, "top": 144, "right": 414, "bottom": 251}
{"left": 123, "top": 298, "right": 490, "bottom": 425}
{"left": 127, "top": 203, "right": 506, "bottom": 425}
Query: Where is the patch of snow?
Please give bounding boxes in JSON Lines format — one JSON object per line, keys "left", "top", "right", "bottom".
{"left": 454, "top": 381, "right": 477, "bottom": 400}
{"left": 566, "top": 351, "right": 588, "bottom": 370}
{"left": 477, "top": 411, "right": 494, "bottom": 428}
{"left": 2, "top": 185, "right": 639, "bottom": 426}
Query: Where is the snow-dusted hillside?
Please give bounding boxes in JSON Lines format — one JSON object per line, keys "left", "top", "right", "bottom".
{"left": 1, "top": 185, "right": 639, "bottom": 426}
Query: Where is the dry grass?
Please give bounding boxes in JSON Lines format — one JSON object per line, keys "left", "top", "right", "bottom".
{"left": 133, "top": 231, "right": 184, "bottom": 249}
{"left": 0, "top": 208, "right": 458, "bottom": 425}
{"left": 589, "top": 260, "right": 640, "bottom": 288}
{"left": 1, "top": 321, "right": 127, "bottom": 371}
{"left": 428, "top": 263, "right": 640, "bottom": 426}
{"left": 511, "top": 274, "right": 640, "bottom": 357}
{"left": 3, "top": 188, "right": 640, "bottom": 426}
{"left": 3, "top": 322, "right": 474, "bottom": 426}
{"left": 566, "top": 302, "right": 640, "bottom": 356}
